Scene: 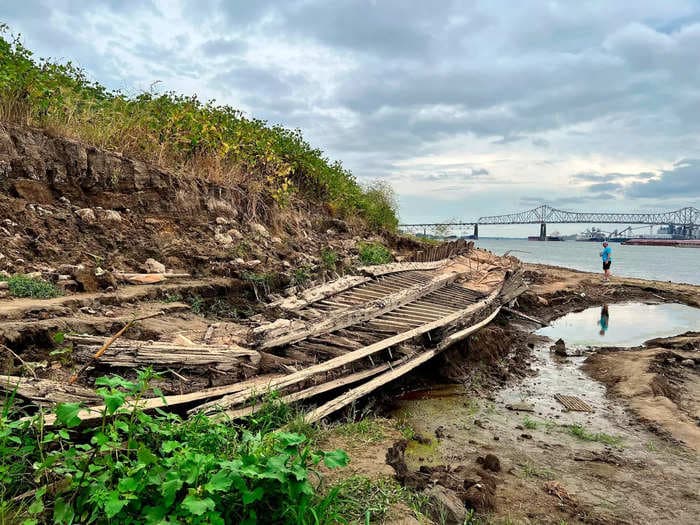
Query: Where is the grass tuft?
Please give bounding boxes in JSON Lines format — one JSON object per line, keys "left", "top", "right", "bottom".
{"left": 566, "top": 423, "right": 623, "bottom": 446}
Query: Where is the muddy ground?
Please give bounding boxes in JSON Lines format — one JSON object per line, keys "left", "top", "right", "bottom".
{"left": 335, "top": 263, "right": 699, "bottom": 524}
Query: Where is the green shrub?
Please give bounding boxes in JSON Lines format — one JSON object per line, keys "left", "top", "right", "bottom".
{"left": 0, "top": 26, "right": 398, "bottom": 231}
{"left": 0, "top": 370, "right": 348, "bottom": 524}
{"left": 358, "top": 242, "right": 393, "bottom": 265}
{"left": 320, "top": 248, "right": 338, "bottom": 271}
{"left": 2, "top": 275, "right": 61, "bottom": 298}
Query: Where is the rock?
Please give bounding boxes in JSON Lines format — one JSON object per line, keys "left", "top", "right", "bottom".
{"left": 537, "top": 295, "right": 549, "bottom": 306}
{"left": 58, "top": 196, "right": 71, "bottom": 206}
{"left": 476, "top": 454, "right": 501, "bottom": 472}
{"left": 681, "top": 359, "right": 695, "bottom": 368}
{"left": 250, "top": 223, "right": 269, "bottom": 237}
{"left": 98, "top": 209, "right": 122, "bottom": 223}
{"left": 73, "top": 265, "right": 99, "bottom": 292}
{"left": 214, "top": 233, "right": 234, "bottom": 245}
{"left": 215, "top": 216, "right": 230, "bottom": 225}
{"left": 462, "top": 475, "right": 497, "bottom": 511}
{"left": 25, "top": 271, "right": 42, "bottom": 280}
{"left": 424, "top": 485, "right": 467, "bottom": 525}
{"left": 271, "top": 236, "right": 282, "bottom": 244}
{"left": 125, "top": 274, "right": 166, "bottom": 285}
{"left": 245, "top": 260, "right": 262, "bottom": 268}
{"left": 226, "top": 228, "right": 243, "bottom": 239}
{"left": 75, "top": 208, "right": 97, "bottom": 224}
{"left": 0, "top": 281, "right": 8, "bottom": 290}
{"left": 56, "top": 279, "right": 79, "bottom": 293}
{"left": 435, "top": 426, "right": 447, "bottom": 439}
{"left": 520, "top": 433, "right": 533, "bottom": 439}
{"left": 234, "top": 258, "right": 245, "bottom": 265}
{"left": 551, "top": 338, "right": 567, "bottom": 356}
{"left": 505, "top": 402, "right": 535, "bottom": 412}
{"left": 144, "top": 258, "right": 166, "bottom": 274}
{"left": 95, "top": 270, "right": 118, "bottom": 290}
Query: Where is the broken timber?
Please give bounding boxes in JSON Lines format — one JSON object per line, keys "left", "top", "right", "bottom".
{"left": 0, "top": 375, "right": 100, "bottom": 405}
{"left": 357, "top": 260, "right": 447, "bottom": 277}
{"left": 268, "top": 275, "right": 370, "bottom": 311}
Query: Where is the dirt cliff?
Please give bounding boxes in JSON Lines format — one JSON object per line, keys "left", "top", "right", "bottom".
{"left": 0, "top": 123, "right": 398, "bottom": 282}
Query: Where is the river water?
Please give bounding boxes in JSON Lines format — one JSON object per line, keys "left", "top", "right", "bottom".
{"left": 474, "top": 238, "right": 700, "bottom": 285}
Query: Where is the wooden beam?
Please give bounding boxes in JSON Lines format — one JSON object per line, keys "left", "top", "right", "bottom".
{"left": 0, "top": 375, "right": 100, "bottom": 405}
{"left": 357, "top": 260, "right": 447, "bottom": 277}
{"left": 268, "top": 276, "right": 370, "bottom": 311}
{"left": 304, "top": 307, "right": 502, "bottom": 423}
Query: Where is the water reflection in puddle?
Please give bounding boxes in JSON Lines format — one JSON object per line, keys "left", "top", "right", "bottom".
{"left": 536, "top": 302, "right": 700, "bottom": 347}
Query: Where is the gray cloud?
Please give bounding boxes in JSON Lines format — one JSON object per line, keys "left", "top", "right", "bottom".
{"left": 2, "top": 0, "right": 700, "bottom": 221}
{"left": 626, "top": 159, "right": 700, "bottom": 198}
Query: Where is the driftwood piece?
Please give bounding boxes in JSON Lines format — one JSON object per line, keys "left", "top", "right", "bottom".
{"left": 268, "top": 276, "right": 370, "bottom": 311}
{"left": 0, "top": 375, "right": 100, "bottom": 405}
{"left": 193, "top": 284, "right": 503, "bottom": 415}
{"left": 502, "top": 307, "right": 546, "bottom": 326}
{"left": 258, "top": 271, "right": 459, "bottom": 350}
{"left": 357, "top": 260, "right": 447, "bottom": 277}
{"left": 304, "top": 307, "right": 502, "bottom": 423}
{"left": 69, "top": 336, "right": 260, "bottom": 372}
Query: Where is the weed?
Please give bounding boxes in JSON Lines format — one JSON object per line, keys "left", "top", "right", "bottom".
{"left": 566, "top": 423, "right": 623, "bottom": 446}
{"left": 357, "top": 242, "right": 392, "bottom": 265}
{"left": 1, "top": 275, "right": 61, "bottom": 298}
{"left": 188, "top": 295, "right": 205, "bottom": 315}
{"left": 320, "top": 248, "right": 338, "bottom": 271}
{"left": 519, "top": 462, "right": 555, "bottom": 480}
{"left": 0, "top": 371, "right": 348, "bottom": 524}
{"left": 333, "top": 418, "right": 386, "bottom": 444}
{"left": 394, "top": 419, "right": 416, "bottom": 440}
{"left": 328, "top": 475, "right": 427, "bottom": 524}
{"left": 522, "top": 416, "right": 538, "bottom": 430}
{"left": 645, "top": 440, "right": 657, "bottom": 452}
{"left": 162, "top": 292, "right": 183, "bottom": 303}
{"left": 292, "top": 265, "right": 312, "bottom": 286}
{"left": 0, "top": 27, "right": 399, "bottom": 231}
{"left": 241, "top": 271, "right": 275, "bottom": 301}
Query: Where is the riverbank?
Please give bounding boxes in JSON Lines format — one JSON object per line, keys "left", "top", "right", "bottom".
{"left": 328, "top": 263, "right": 699, "bottom": 524}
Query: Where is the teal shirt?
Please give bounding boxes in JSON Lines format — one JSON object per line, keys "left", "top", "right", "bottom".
{"left": 601, "top": 246, "right": 612, "bottom": 263}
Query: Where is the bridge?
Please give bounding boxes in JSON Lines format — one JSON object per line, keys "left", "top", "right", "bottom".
{"left": 400, "top": 205, "right": 700, "bottom": 240}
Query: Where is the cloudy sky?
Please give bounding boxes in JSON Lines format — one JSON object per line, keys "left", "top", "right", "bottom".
{"left": 4, "top": 0, "right": 700, "bottom": 228}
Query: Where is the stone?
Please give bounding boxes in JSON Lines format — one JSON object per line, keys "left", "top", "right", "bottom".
{"left": 245, "top": 260, "right": 262, "bottom": 268}
{"left": 0, "top": 281, "right": 8, "bottom": 290}
{"left": 144, "top": 258, "right": 166, "bottom": 274}
{"left": 250, "top": 223, "right": 269, "bottom": 237}
{"left": 73, "top": 266, "right": 99, "bottom": 292}
{"left": 226, "top": 228, "right": 243, "bottom": 239}
{"left": 271, "top": 236, "right": 282, "bottom": 244}
{"left": 477, "top": 454, "right": 501, "bottom": 472}
{"left": 681, "top": 359, "right": 695, "bottom": 368}
{"left": 75, "top": 208, "right": 97, "bottom": 224}
{"left": 215, "top": 233, "right": 234, "bottom": 245}
{"left": 25, "top": 271, "right": 43, "bottom": 280}
{"left": 215, "top": 216, "right": 230, "bottom": 225}
{"left": 551, "top": 338, "right": 567, "bottom": 356}
{"left": 424, "top": 485, "right": 467, "bottom": 525}
{"left": 234, "top": 258, "right": 245, "bottom": 265}
{"left": 98, "top": 209, "right": 122, "bottom": 223}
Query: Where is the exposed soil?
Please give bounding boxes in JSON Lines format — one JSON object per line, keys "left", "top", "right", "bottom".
{"left": 338, "top": 264, "right": 700, "bottom": 524}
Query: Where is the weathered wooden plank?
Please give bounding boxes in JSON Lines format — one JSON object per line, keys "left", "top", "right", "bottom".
{"left": 304, "top": 307, "right": 502, "bottom": 423}
{"left": 358, "top": 260, "right": 448, "bottom": 277}
{"left": 0, "top": 375, "right": 100, "bottom": 405}
{"left": 269, "top": 275, "right": 371, "bottom": 311}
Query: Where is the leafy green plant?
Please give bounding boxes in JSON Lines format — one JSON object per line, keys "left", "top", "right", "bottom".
{"left": 162, "top": 292, "right": 183, "bottom": 303}
{"left": 0, "top": 370, "right": 348, "bottom": 524}
{"left": 357, "top": 242, "right": 392, "bottom": 266}
{"left": 1, "top": 274, "right": 61, "bottom": 298}
{"left": 188, "top": 295, "right": 205, "bottom": 315}
{"left": 0, "top": 26, "right": 398, "bottom": 231}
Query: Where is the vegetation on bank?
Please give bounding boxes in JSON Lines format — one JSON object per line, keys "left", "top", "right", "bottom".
{"left": 0, "top": 370, "right": 350, "bottom": 524}
{"left": 0, "top": 26, "right": 398, "bottom": 231}
{"left": 0, "top": 274, "right": 62, "bottom": 299}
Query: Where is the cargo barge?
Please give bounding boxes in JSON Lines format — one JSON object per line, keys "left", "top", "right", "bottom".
{"left": 622, "top": 239, "right": 700, "bottom": 248}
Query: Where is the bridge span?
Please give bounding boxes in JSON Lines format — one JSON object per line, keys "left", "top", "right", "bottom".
{"left": 400, "top": 205, "right": 699, "bottom": 240}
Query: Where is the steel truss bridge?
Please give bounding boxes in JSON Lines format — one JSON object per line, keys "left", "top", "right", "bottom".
{"left": 400, "top": 205, "right": 700, "bottom": 240}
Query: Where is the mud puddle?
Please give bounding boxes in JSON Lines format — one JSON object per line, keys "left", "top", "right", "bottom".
{"left": 388, "top": 304, "right": 700, "bottom": 523}
{"left": 536, "top": 302, "right": 700, "bottom": 347}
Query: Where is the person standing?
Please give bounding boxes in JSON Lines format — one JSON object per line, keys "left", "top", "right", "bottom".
{"left": 600, "top": 241, "right": 612, "bottom": 281}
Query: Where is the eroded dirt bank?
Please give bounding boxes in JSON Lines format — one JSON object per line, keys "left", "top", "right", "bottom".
{"left": 340, "top": 264, "right": 700, "bottom": 524}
